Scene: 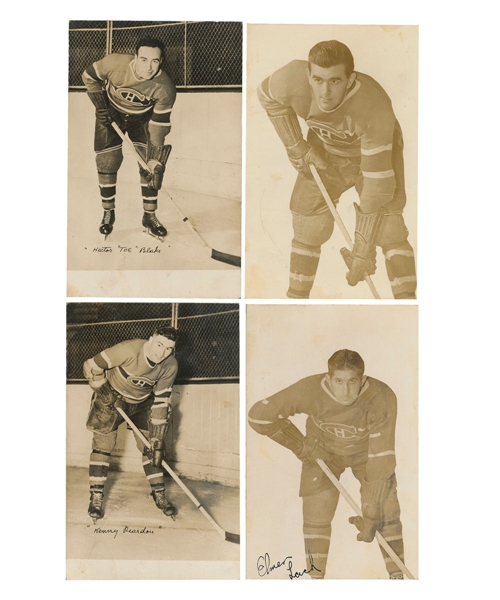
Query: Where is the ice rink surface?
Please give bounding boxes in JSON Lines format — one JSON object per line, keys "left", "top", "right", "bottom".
{"left": 67, "top": 93, "right": 241, "bottom": 297}
{"left": 67, "top": 467, "right": 239, "bottom": 579}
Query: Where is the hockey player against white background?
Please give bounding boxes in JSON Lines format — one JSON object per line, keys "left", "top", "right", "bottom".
{"left": 246, "top": 305, "right": 417, "bottom": 580}
{"left": 246, "top": 25, "right": 418, "bottom": 299}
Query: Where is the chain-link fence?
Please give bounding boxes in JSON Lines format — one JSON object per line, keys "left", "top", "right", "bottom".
{"left": 69, "top": 21, "right": 242, "bottom": 91}
{"left": 67, "top": 303, "right": 239, "bottom": 384}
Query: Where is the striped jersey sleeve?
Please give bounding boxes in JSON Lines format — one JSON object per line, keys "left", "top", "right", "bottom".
{"left": 365, "top": 386, "right": 397, "bottom": 481}
{"left": 358, "top": 102, "right": 397, "bottom": 212}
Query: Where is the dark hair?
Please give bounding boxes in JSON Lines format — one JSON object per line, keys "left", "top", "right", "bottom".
{"left": 308, "top": 40, "right": 354, "bottom": 75}
{"left": 135, "top": 36, "right": 165, "bottom": 58}
{"left": 328, "top": 349, "right": 364, "bottom": 376}
{"left": 154, "top": 326, "right": 178, "bottom": 343}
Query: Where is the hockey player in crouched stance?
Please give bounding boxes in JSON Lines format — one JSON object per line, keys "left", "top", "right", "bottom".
{"left": 248, "top": 349, "right": 406, "bottom": 579}
{"left": 82, "top": 36, "right": 176, "bottom": 241}
{"left": 258, "top": 40, "right": 416, "bottom": 299}
{"left": 84, "top": 326, "right": 179, "bottom": 523}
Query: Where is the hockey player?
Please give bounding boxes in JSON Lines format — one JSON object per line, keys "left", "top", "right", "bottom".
{"left": 82, "top": 37, "right": 176, "bottom": 241}
{"left": 84, "top": 326, "right": 179, "bottom": 522}
{"left": 258, "top": 40, "right": 417, "bottom": 299}
{"left": 248, "top": 349, "right": 406, "bottom": 579}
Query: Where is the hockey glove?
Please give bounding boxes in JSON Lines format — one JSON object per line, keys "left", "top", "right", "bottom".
{"left": 350, "top": 477, "right": 391, "bottom": 543}
{"left": 296, "top": 437, "right": 334, "bottom": 464}
{"left": 142, "top": 141, "right": 172, "bottom": 191}
{"left": 94, "top": 380, "right": 121, "bottom": 407}
{"left": 87, "top": 91, "right": 119, "bottom": 128}
{"left": 268, "top": 113, "right": 328, "bottom": 178}
{"left": 343, "top": 203, "right": 383, "bottom": 287}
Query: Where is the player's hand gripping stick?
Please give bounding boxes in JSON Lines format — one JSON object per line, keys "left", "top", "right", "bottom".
{"left": 309, "top": 164, "right": 381, "bottom": 299}
{"left": 316, "top": 458, "right": 415, "bottom": 579}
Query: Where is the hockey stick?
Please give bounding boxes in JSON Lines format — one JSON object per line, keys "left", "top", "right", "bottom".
{"left": 309, "top": 164, "right": 381, "bottom": 299}
{"left": 111, "top": 122, "right": 241, "bottom": 268}
{"left": 115, "top": 405, "right": 240, "bottom": 544}
{"left": 316, "top": 458, "right": 415, "bottom": 579}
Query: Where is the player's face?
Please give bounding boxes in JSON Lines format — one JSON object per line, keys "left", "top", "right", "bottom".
{"left": 307, "top": 63, "right": 355, "bottom": 111}
{"left": 147, "top": 335, "right": 175, "bottom": 363}
{"left": 135, "top": 46, "right": 162, "bottom": 80}
{"left": 326, "top": 369, "right": 363, "bottom": 405}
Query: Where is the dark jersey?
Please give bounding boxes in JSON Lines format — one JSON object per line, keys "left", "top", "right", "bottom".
{"left": 258, "top": 60, "right": 402, "bottom": 212}
{"left": 92, "top": 339, "right": 178, "bottom": 403}
{"left": 249, "top": 373, "right": 397, "bottom": 482}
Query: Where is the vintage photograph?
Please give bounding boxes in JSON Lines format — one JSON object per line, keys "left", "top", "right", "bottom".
{"left": 68, "top": 21, "right": 242, "bottom": 297}
{"left": 66, "top": 302, "right": 240, "bottom": 579}
{"left": 246, "top": 25, "right": 418, "bottom": 299}
{"left": 246, "top": 304, "right": 417, "bottom": 579}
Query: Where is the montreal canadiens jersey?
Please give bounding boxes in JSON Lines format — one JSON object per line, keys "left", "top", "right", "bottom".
{"left": 248, "top": 374, "right": 397, "bottom": 482}
{"left": 258, "top": 60, "right": 403, "bottom": 212}
{"left": 92, "top": 339, "right": 178, "bottom": 403}
{"left": 82, "top": 54, "right": 176, "bottom": 135}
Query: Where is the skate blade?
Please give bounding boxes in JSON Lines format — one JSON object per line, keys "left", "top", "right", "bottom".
{"left": 92, "top": 517, "right": 97, "bottom": 525}
{"left": 143, "top": 228, "right": 165, "bottom": 243}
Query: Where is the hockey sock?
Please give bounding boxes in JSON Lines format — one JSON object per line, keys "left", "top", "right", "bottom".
{"left": 98, "top": 173, "right": 117, "bottom": 211}
{"left": 287, "top": 240, "right": 321, "bottom": 299}
{"left": 142, "top": 453, "right": 164, "bottom": 489}
{"left": 377, "top": 519, "right": 405, "bottom": 577}
{"left": 89, "top": 449, "right": 111, "bottom": 490}
{"left": 302, "top": 488, "right": 339, "bottom": 578}
{"left": 141, "top": 186, "right": 158, "bottom": 212}
{"left": 382, "top": 241, "right": 417, "bottom": 298}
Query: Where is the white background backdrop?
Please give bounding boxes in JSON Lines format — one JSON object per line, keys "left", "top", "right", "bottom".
{"left": 1, "top": 0, "right": 499, "bottom": 598}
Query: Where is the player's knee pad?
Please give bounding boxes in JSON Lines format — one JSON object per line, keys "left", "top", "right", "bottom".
{"left": 292, "top": 210, "right": 334, "bottom": 247}
{"left": 302, "top": 488, "right": 340, "bottom": 525}
{"left": 91, "top": 431, "right": 118, "bottom": 453}
{"left": 96, "top": 147, "right": 123, "bottom": 175}
{"left": 377, "top": 212, "right": 410, "bottom": 251}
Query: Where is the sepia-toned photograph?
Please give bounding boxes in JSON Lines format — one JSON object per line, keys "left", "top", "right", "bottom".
{"left": 246, "top": 304, "right": 417, "bottom": 579}
{"left": 66, "top": 302, "right": 240, "bottom": 579}
{"left": 68, "top": 21, "right": 242, "bottom": 298}
{"left": 246, "top": 24, "right": 418, "bottom": 299}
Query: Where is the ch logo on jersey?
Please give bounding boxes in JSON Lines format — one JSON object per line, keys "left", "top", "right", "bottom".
{"left": 108, "top": 85, "right": 151, "bottom": 108}
{"left": 306, "top": 119, "right": 359, "bottom": 145}
{"left": 127, "top": 374, "right": 156, "bottom": 388}
{"left": 318, "top": 421, "right": 363, "bottom": 439}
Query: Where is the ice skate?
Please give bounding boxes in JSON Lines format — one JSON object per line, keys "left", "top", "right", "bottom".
{"left": 389, "top": 572, "right": 404, "bottom": 580}
{"left": 142, "top": 211, "right": 167, "bottom": 242}
{"left": 99, "top": 209, "right": 115, "bottom": 240}
{"left": 88, "top": 489, "right": 104, "bottom": 524}
{"left": 151, "top": 488, "right": 176, "bottom": 520}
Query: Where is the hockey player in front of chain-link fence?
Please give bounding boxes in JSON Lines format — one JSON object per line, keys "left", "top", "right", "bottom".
{"left": 84, "top": 326, "right": 179, "bottom": 523}
{"left": 248, "top": 349, "right": 406, "bottom": 579}
{"left": 82, "top": 36, "right": 176, "bottom": 241}
{"left": 258, "top": 39, "right": 417, "bottom": 299}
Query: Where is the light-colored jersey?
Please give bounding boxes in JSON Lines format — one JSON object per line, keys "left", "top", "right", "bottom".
{"left": 82, "top": 53, "right": 176, "bottom": 141}
{"left": 92, "top": 339, "right": 178, "bottom": 403}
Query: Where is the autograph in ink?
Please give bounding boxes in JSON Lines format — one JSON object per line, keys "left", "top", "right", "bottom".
{"left": 257, "top": 552, "right": 292, "bottom": 577}
{"left": 257, "top": 551, "right": 321, "bottom": 579}
{"left": 287, "top": 551, "right": 321, "bottom": 579}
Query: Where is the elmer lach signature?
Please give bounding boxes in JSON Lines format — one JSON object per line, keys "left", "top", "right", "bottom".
{"left": 257, "top": 551, "right": 321, "bottom": 580}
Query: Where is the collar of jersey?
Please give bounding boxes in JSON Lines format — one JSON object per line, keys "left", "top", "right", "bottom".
{"left": 317, "top": 77, "right": 361, "bottom": 114}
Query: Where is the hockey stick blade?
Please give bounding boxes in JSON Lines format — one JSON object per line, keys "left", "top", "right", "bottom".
{"left": 225, "top": 531, "right": 240, "bottom": 544}
{"left": 211, "top": 249, "right": 241, "bottom": 268}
